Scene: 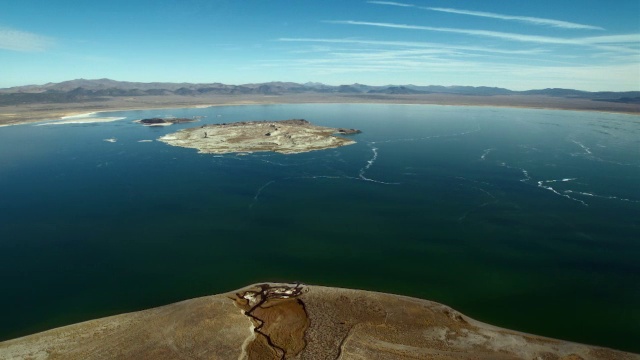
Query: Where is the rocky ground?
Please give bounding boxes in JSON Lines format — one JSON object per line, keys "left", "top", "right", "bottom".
{"left": 0, "top": 283, "right": 637, "bottom": 360}
{"left": 158, "top": 119, "right": 360, "bottom": 154}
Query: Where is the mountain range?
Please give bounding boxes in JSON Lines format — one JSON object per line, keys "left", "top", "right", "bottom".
{"left": 1, "top": 79, "right": 638, "bottom": 106}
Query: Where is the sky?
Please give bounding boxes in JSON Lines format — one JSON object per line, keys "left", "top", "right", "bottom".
{"left": 1, "top": 0, "right": 639, "bottom": 91}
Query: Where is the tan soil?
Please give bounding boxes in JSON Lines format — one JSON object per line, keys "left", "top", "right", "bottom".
{"left": 1, "top": 283, "right": 637, "bottom": 360}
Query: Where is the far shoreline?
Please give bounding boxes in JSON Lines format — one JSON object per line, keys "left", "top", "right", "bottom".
{"left": 1, "top": 93, "right": 638, "bottom": 127}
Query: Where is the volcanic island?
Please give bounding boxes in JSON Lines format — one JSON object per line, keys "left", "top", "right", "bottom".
{"left": 158, "top": 119, "right": 361, "bottom": 154}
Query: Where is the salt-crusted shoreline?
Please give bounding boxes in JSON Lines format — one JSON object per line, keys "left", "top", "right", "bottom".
{"left": 36, "top": 116, "right": 127, "bottom": 125}
{"left": 1, "top": 93, "right": 638, "bottom": 127}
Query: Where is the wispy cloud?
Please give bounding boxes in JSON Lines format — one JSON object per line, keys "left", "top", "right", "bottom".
{"left": 367, "top": 1, "right": 413, "bottom": 8}
{"left": 367, "top": 2, "right": 604, "bottom": 30}
{"left": 257, "top": 55, "right": 639, "bottom": 91}
{"left": 278, "top": 38, "right": 547, "bottom": 55}
{"left": 0, "top": 27, "right": 54, "bottom": 52}
{"left": 579, "top": 34, "right": 640, "bottom": 44}
{"left": 328, "top": 21, "right": 639, "bottom": 52}
{"left": 329, "top": 21, "right": 577, "bottom": 44}
{"left": 426, "top": 8, "right": 604, "bottom": 30}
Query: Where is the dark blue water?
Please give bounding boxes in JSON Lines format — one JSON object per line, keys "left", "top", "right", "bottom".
{"left": 0, "top": 104, "right": 638, "bottom": 352}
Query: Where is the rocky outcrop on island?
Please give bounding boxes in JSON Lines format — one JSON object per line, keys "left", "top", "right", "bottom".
{"left": 336, "top": 128, "right": 361, "bottom": 135}
{"left": 0, "top": 283, "right": 636, "bottom": 360}
{"left": 158, "top": 119, "right": 360, "bottom": 154}
{"left": 135, "top": 117, "right": 199, "bottom": 126}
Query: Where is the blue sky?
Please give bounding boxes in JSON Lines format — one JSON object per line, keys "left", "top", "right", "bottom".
{"left": 1, "top": 0, "right": 639, "bottom": 90}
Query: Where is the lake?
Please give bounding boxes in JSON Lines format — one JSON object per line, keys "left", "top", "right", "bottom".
{"left": 0, "top": 104, "right": 638, "bottom": 352}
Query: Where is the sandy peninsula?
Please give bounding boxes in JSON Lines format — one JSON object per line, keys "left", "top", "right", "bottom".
{"left": 158, "top": 119, "right": 361, "bottom": 154}
{"left": 0, "top": 283, "right": 636, "bottom": 360}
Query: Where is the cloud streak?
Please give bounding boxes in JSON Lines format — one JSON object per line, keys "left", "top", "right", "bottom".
{"left": 368, "top": 2, "right": 604, "bottom": 30}
{"left": 328, "top": 21, "right": 639, "bottom": 52}
{"left": 278, "top": 38, "right": 547, "bottom": 55}
{"left": 0, "top": 27, "right": 54, "bottom": 52}
{"left": 368, "top": 1, "right": 413, "bottom": 8}
{"left": 329, "top": 20, "right": 576, "bottom": 44}
{"left": 426, "top": 7, "right": 604, "bottom": 30}
{"left": 257, "top": 55, "right": 639, "bottom": 91}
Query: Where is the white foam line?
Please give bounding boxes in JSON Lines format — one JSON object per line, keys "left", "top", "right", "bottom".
{"left": 249, "top": 180, "right": 276, "bottom": 209}
{"left": 571, "top": 139, "right": 592, "bottom": 155}
{"left": 544, "top": 178, "right": 577, "bottom": 183}
{"left": 568, "top": 139, "right": 639, "bottom": 168}
{"left": 290, "top": 174, "right": 398, "bottom": 185}
{"left": 455, "top": 176, "right": 494, "bottom": 187}
{"left": 500, "top": 163, "right": 531, "bottom": 183}
{"left": 537, "top": 180, "right": 588, "bottom": 206}
{"left": 260, "top": 159, "right": 297, "bottom": 166}
{"left": 289, "top": 172, "right": 399, "bottom": 185}
{"left": 359, "top": 176, "right": 400, "bottom": 185}
{"left": 589, "top": 156, "right": 639, "bottom": 168}
{"left": 248, "top": 169, "right": 402, "bottom": 210}
{"left": 361, "top": 146, "right": 378, "bottom": 173}
{"left": 518, "top": 145, "right": 541, "bottom": 152}
{"left": 358, "top": 145, "right": 401, "bottom": 185}
{"left": 457, "top": 186, "right": 498, "bottom": 221}
{"left": 565, "top": 190, "right": 640, "bottom": 203}
{"left": 471, "top": 186, "right": 496, "bottom": 199}
{"left": 259, "top": 158, "right": 322, "bottom": 167}
{"left": 458, "top": 201, "right": 495, "bottom": 222}
{"left": 457, "top": 183, "right": 498, "bottom": 222}
{"left": 480, "top": 148, "right": 494, "bottom": 160}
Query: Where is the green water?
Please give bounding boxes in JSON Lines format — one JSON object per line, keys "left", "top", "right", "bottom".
{"left": 0, "top": 104, "right": 638, "bottom": 352}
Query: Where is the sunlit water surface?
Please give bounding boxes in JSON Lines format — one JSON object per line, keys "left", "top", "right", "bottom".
{"left": 0, "top": 104, "right": 638, "bottom": 352}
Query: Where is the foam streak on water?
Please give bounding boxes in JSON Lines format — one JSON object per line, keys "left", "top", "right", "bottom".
{"left": 498, "top": 161, "right": 590, "bottom": 207}
{"left": 249, "top": 180, "right": 276, "bottom": 209}
{"left": 480, "top": 148, "right": 494, "bottom": 161}
{"left": 500, "top": 163, "right": 531, "bottom": 183}
{"left": 455, "top": 176, "right": 494, "bottom": 188}
{"left": 569, "top": 138, "right": 638, "bottom": 168}
{"left": 571, "top": 139, "right": 592, "bottom": 155}
{"left": 537, "top": 178, "right": 588, "bottom": 206}
{"left": 457, "top": 185, "right": 498, "bottom": 222}
{"left": 564, "top": 190, "right": 640, "bottom": 203}
{"left": 358, "top": 145, "right": 400, "bottom": 185}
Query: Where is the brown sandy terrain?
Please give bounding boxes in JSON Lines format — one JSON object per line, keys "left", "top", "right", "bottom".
{"left": 158, "top": 119, "right": 360, "bottom": 154}
{"left": 1, "top": 93, "right": 638, "bottom": 127}
{"left": 0, "top": 283, "right": 637, "bottom": 360}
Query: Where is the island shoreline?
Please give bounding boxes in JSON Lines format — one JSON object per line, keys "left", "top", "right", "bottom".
{"left": 1, "top": 283, "right": 637, "bottom": 359}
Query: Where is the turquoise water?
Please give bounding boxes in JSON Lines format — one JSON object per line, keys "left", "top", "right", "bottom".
{"left": 0, "top": 104, "right": 638, "bottom": 352}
